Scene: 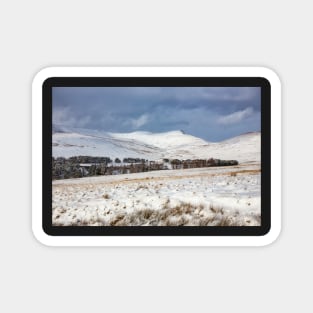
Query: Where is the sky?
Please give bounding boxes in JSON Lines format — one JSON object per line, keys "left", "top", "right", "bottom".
{"left": 52, "top": 87, "right": 261, "bottom": 142}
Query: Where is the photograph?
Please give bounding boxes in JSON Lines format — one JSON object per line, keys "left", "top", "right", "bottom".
{"left": 51, "top": 86, "right": 261, "bottom": 227}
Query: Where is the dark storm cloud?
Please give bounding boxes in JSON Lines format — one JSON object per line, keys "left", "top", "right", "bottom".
{"left": 52, "top": 87, "right": 260, "bottom": 141}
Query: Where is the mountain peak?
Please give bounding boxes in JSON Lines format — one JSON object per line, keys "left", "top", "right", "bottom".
{"left": 52, "top": 125, "right": 260, "bottom": 163}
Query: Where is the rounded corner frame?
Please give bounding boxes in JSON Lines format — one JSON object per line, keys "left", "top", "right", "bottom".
{"left": 32, "top": 66, "right": 281, "bottom": 246}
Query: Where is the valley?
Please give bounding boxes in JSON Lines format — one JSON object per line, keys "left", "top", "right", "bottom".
{"left": 52, "top": 126, "right": 261, "bottom": 226}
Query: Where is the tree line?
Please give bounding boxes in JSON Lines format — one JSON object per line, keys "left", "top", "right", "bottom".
{"left": 52, "top": 156, "right": 238, "bottom": 180}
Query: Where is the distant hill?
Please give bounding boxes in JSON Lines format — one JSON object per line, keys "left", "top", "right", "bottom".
{"left": 52, "top": 125, "right": 260, "bottom": 163}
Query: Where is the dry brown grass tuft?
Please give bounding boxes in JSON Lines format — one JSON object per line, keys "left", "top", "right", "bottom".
{"left": 52, "top": 201, "right": 260, "bottom": 227}
{"left": 135, "top": 184, "right": 148, "bottom": 191}
{"left": 210, "top": 205, "right": 218, "bottom": 213}
{"left": 199, "top": 217, "right": 215, "bottom": 226}
{"left": 217, "top": 216, "right": 234, "bottom": 226}
{"left": 101, "top": 202, "right": 248, "bottom": 227}
{"left": 109, "top": 213, "right": 126, "bottom": 226}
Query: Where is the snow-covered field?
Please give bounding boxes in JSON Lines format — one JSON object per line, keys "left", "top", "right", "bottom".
{"left": 52, "top": 163, "right": 261, "bottom": 226}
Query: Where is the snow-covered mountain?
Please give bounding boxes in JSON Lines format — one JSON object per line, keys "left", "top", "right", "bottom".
{"left": 52, "top": 125, "right": 260, "bottom": 163}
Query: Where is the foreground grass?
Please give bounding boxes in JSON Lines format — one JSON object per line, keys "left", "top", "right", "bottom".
{"left": 54, "top": 202, "right": 260, "bottom": 226}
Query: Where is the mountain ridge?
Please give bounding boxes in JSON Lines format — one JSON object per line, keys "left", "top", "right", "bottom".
{"left": 52, "top": 125, "right": 260, "bottom": 163}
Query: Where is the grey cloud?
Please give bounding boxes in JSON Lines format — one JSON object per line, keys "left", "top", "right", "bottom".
{"left": 52, "top": 86, "right": 261, "bottom": 141}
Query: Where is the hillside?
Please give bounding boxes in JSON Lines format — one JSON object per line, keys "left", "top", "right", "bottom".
{"left": 52, "top": 125, "right": 260, "bottom": 163}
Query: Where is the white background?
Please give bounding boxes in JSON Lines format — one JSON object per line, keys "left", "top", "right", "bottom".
{"left": 0, "top": 0, "right": 310, "bottom": 312}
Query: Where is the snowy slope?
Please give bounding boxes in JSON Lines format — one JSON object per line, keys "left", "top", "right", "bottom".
{"left": 52, "top": 125, "right": 260, "bottom": 163}
{"left": 192, "top": 132, "right": 261, "bottom": 163}
{"left": 111, "top": 130, "right": 209, "bottom": 149}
